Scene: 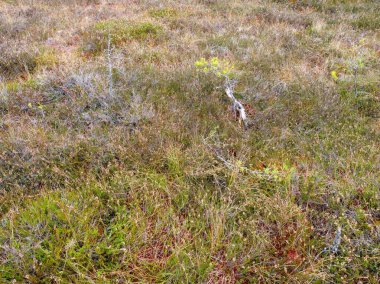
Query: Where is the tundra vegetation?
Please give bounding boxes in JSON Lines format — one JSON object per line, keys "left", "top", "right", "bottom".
{"left": 0, "top": 0, "right": 379, "bottom": 283}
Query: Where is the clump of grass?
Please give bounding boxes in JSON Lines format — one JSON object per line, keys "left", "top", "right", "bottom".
{"left": 0, "top": 46, "right": 38, "bottom": 79}
{"left": 3, "top": 77, "right": 38, "bottom": 93}
{"left": 35, "top": 47, "right": 59, "bottom": 69}
{"left": 149, "top": 7, "right": 178, "bottom": 19}
{"left": 82, "top": 20, "right": 163, "bottom": 55}
{"left": 353, "top": 93, "right": 380, "bottom": 118}
{"left": 128, "top": 22, "right": 162, "bottom": 40}
{"left": 352, "top": 14, "right": 380, "bottom": 31}
{"left": 0, "top": 165, "right": 316, "bottom": 283}
{"left": 0, "top": 44, "right": 59, "bottom": 79}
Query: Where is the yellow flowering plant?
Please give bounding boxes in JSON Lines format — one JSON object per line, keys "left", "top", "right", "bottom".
{"left": 194, "top": 57, "right": 235, "bottom": 78}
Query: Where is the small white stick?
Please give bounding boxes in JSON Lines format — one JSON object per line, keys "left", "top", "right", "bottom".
{"left": 222, "top": 75, "right": 248, "bottom": 128}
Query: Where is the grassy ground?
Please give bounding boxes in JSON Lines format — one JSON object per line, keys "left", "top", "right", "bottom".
{"left": 0, "top": 0, "right": 379, "bottom": 283}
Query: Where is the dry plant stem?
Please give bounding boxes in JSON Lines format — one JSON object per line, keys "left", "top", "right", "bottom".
{"left": 223, "top": 75, "right": 248, "bottom": 129}
{"left": 354, "top": 67, "right": 358, "bottom": 97}
{"left": 107, "top": 32, "right": 114, "bottom": 98}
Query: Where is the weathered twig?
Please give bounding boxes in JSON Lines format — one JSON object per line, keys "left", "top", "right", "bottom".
{"left": 223, "top": 76, "right": 248, "bottom": 129}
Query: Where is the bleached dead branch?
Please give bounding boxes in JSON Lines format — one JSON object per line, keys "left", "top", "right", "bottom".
{"left": 223, "top": 75, "right": 248, "bottom": 129}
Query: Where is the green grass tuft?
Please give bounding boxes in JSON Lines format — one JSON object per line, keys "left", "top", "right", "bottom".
{"left": 149, "top": 8, "right": 178, "bottom": 19}
{"left": 82, "top": 20, "right": 163, "bottom": 55}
